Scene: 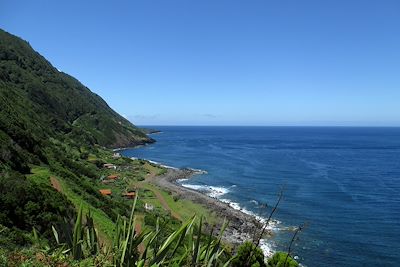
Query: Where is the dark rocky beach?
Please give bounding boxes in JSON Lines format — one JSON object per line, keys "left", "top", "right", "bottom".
{"left": 149, "top": 167, "right": 270, "bottom": 249}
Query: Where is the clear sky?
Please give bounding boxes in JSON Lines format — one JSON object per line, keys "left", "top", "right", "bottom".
{"left": 1, "top": 1, "right": 400, "bottom": 126}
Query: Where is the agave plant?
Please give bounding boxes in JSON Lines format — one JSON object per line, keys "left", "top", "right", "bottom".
{"left": 111, "top": 194, "right": 233, "bottom": 267}
{"left": 43, "top": 194, "right": 236, "bottom": 266}
{"left": 49, "top": 204, "right": 100, "bottom": 260}
{"left": 111, "top": 193, "right": 197, "bottom": 266}
{"left": 112, "top": 194, "right": 150, "bottom": 266}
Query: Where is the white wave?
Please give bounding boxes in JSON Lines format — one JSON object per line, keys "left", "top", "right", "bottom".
{"left": 208, "top": 186, "right": 229, "bottom": 198}
{"left": 180, "top": 184, "right": 229, "bottom": 198}
{"left": 219, "top": 199, "right": 263, "bottom": 221}
{"left": 260, "top": 239, "right": 275, "bottom": 258}
{"left": 218, "top": 198, "right": 281, "bottom": 259}
{"left": 147, "top": 161, "right": 207, "bottom": 172}
{"left": 219, "top": 199, "right": 281, "bottom": 230}
{"left": 178, "top": 183, "right": 292, "bottom": 261}
{"left": 180, "top": 184, "right": 206, "bottom": 191}
{"left": 180, "top": 183, "right": 283, "bottom": 233}
{"left": 250, "top": 199, "right": 259, "bottom": 205}
{"left": 129, "top": 157, "right": 208, "bottom": 173}
{"left": 160, "top": 164, "right": 179, "bottom": 170}
{"left": 145, "top": 159, "right": 179, "bottom": 170}
{"left": 186, "top": 168, "right": 208, "bottom": 174}
{"left": 220, "top": 198, "right": 240, "bottom": 209}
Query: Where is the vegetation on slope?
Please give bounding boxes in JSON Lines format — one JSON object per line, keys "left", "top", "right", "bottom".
{"left": 0, "top": 28, "right": 152, "bottom": 172}
{"left": 0, "top": 28, "right": 153, "bottom": 258}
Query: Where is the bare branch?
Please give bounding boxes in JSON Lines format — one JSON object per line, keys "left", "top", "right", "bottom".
{"left": 245, "top": 189, "right": 284, "bottom": 266}
{"left": 283, "top": 223, "right": 305, "bottom": 267}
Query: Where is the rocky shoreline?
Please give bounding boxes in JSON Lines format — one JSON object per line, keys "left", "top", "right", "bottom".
{"left": 149, "top": 167, "right": 267, "bottom": 249}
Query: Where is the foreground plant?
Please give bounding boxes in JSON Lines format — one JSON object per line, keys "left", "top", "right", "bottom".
{"left": 267, "top": 252, "right": 298, "bottom": 267}
{"left": 238, "top": 190, "right": 302, "bottom": 267}
{"left": 42, "top": 194, "right": 232, "bottom": 266}
{"left": 232, "top": 241, "right": 266, "bottom": 267}
{"left": 112, "top": 195, "right": 232, "bottom": 266}
{"left": 27, "top": 191, "right": 301, "bottom": 266}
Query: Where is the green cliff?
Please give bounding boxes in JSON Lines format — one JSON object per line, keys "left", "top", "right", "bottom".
{"left": 0, "top": 28, "right": 152, "bottom": 172}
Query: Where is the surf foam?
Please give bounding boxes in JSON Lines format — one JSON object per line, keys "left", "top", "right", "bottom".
{"left": 178, "top": 182, "right": 284, "bottom": 258}
{"left": 180, "top": 184, "right": 229, "bottom": 198}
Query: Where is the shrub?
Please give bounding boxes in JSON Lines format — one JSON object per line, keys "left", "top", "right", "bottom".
{"left": 232, "top": 241, "right": 267, "bottom": 267}
{"left": 0, "top": 171, "right": 75, "bottom": 239}
{"left": 0, "top": 252, "right": 7, "bottom": 267}
{"left": 267, "top": 252, "right": 299, "bottom": 267}
{"left": 172, "top": 194, "right": 180, "bottom": 202}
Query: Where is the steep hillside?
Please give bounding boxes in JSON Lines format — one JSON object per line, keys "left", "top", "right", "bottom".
{"left": 0, "top": 29, "right": 152, "bottom": 172}
{"left": 0, "top": 28, "right": 156, "bottom": 249}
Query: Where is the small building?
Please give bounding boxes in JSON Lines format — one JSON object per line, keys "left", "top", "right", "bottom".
{"left": 112, "top": 152, "right": 121, "bottom": 159}
{"left": 122, "top": 192, "right": 136, "bottom": 199}
{"left": 107, "top": 174, "right": 119, "bottom": 180}
{"left": 144, "top": 203, "right": 154, "bottom": 211}
{"left": 103, "top": 163, "right": 116, "bottom": 169}
{"left": 101, "top": 179, "right": 115, "bottom": 184}
{"left": 99, "top": 189, "right": 112, "bottom": 196}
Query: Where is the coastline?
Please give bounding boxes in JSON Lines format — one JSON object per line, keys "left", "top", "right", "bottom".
{"left": 147, "top": 166, "right": 273, "bottom": 255}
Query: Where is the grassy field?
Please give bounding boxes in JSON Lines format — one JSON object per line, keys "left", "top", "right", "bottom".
{"left": 27, "top": 156, "right": 218, "bottom": 245}
{"left": 138, "top": 163, "right": 218, "bottom": 224}
{"left": 28, "top": 166, "right": 116, "bottom": 240}
{"left": 140, "top": 182, "right": 217, "bottom": 224}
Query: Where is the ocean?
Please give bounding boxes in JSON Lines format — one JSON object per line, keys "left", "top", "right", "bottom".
{"left": 120, "top": 126, "right": 400, "bottom": 266}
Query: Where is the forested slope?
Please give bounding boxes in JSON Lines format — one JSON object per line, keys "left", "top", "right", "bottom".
{"left": 0, "top": 29, "right": 153, "bottom": 248}
{"left": 0, "top": 29, "right": 152, "bottom": 172}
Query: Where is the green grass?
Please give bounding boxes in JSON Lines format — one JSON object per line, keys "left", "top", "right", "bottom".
{"left": 28, "top": 166, "right": 116, "bottom": 242}
{"left": 58, "top": 178, "right": 116, "bottom": 240}
{"left": 142, "top": 183, "right": 217, "bottom": 224}
{"left": 160, "top": 188, "right": 217, "bottom": 223}
{"left": 28, "top": 165, "right": 52, "bottom": 185}
{"left": 27, "top": 160, "right": 217, "bottom": 245}
{"left": 143, "top": 162, "right": 166, "bottom": 176}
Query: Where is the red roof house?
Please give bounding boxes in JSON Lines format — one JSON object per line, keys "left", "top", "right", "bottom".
{"left": 122, "top": 192, "right": 136, "bottom": 199}
{"left": 107, "top": 174, "right": 119, "bottom": 180}
{"left": 99, "top": 189, "right": 112, "bottom": 196}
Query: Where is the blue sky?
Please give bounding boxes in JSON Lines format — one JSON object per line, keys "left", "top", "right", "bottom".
{"left": 1, "top": 0, "right": 400, "bottom": 126}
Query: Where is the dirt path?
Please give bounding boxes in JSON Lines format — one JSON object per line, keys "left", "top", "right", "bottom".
{"left": 149, "top": 186, "right": 182, "bottom": 221}
{"left": 49, "top": 176, "right": 112, "bottom": 247}
{"left": 50, "top": 176, "right": 62, "bottom": 192}
{"left": 135, "top": 216, "right": 145, "bottom": 253}
{"left": 137, "top": 167, "right": 182, "bottom": 221}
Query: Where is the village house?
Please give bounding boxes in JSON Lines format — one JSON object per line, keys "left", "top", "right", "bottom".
{"left": 107, "top": 174, "right": 119, "bottom": 180}
{"left": 122, "top": 192, "right": 136, "bottom": 199}
{"left": 144, "top": 203, "right": 154, "bottom": 211}
{"left": 99, "top": 189, "right": 112, "bottom": 196}
{"left": 103, "top": 163, "right": 116, "bottom": 170}
{"left": 112, "top": 152, "right": 121, "bottom": 158}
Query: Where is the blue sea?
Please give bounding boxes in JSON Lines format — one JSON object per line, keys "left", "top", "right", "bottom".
{"left": 121, "top": 126, "right": 400, "bottom": 266}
